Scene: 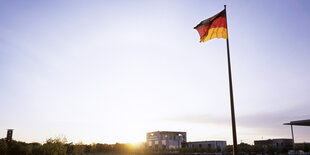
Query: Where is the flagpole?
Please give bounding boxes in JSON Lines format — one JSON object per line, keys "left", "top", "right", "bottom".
{"left": 224, "top": 5, "right": 238, "bottom": 155}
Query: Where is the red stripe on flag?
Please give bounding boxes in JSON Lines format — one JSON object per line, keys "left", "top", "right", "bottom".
{"left": 197, "top": 25, "right": 210, "bottom": 39}
{"left": 210, "top": 17, "right": 227, "bottom": 29}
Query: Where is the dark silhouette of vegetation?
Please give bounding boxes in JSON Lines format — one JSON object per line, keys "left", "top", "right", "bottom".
{"left": 42, "top": 137, "right": 67, "bottom": 155}
{"left": 0, "top": 137, "right": 143, "bottom": 155}
{"left": 303, "top": 143, "right": 310, "bottom": 152}
{"left": 1, "top": 137, "right": 308, "bottom": 155}
{"left": 294, "top": 142, "right": 310, "bottom": 153}
{"left": 0, "top": 139, "right": 8, "bottom": 155}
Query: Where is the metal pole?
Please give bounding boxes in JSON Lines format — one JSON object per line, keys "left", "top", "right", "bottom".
{"left": 291, "top": 125, "right": 295, "bottom": 150}
{"left": 224, "top": 5, "right": 238, "bottom": 155}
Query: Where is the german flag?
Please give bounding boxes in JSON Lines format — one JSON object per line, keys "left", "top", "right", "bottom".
{"left": 194, "top": 9, "right": 227, "bottom": 42}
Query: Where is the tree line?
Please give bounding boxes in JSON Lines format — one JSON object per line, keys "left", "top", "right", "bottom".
{"left": 0, "top": 137, "right": 309, "bottom": 155}
{"left": 0, "top": 137, "right": 140, "bottom": 155}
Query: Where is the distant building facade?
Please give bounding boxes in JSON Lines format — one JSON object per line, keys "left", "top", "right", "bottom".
{"left": 254, "top": 138, "right": 293, "bottom": 151}
{"left": 187, "top": 141, "right": 227, "bottom": 151}
{"left": 146, "top": 131, "right": 186, "bottom": 149}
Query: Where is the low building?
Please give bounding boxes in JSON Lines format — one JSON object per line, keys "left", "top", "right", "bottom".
{"left": 187, "top": 141, "right": 227, "bottom": 151}
{"left": 146, "top": 131, "right": 186, "bottom": 149}
{"left": 254, "top": 138, "right": 293, "bottom": 151}
{"left": 254, "top": 139, "right": 273, "bottom": 149}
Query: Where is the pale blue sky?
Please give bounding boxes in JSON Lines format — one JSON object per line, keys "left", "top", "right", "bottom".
{"left": 0, "top": 0, "right": 310, "bottom": 144}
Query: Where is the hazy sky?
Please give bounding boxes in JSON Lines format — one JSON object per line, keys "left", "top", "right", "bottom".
{"left": 1, "top": 0, "right": 310, "bottom": 145}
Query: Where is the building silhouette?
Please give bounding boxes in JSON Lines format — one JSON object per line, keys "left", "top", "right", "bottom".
{"left": 187, "top": 140, "right": 227, "bottom": 151}
{"left": 254, "top": 138, "right": 293, "bottom": 151}
{"left": 6, "top": 129, "right": 13, "bottom": 142}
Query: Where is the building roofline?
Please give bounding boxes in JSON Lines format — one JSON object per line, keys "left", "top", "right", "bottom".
{"left": 147, "top": 131, "right": 186, "bottom": 134}
{"left": 188, "top": 140, "right": 226, "bottom": 143}
{"left": 254, "top": 138, "right": 292, "bottom": 142}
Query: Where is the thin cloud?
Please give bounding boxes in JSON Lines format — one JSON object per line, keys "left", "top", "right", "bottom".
{"left": 164, "top": 103, "right": 310, "bottom": 130}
